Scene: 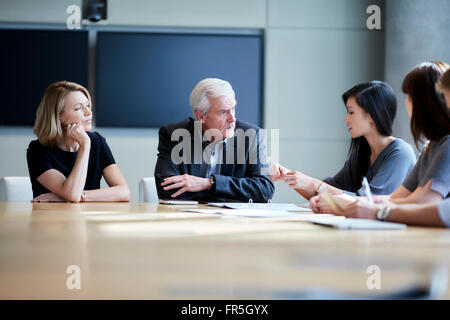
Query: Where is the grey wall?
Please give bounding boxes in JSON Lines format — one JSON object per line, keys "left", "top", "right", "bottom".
{"left": 0, "top": 0, "right": 386, "bottom": 202}
{"left": 385, "top": 0, "right": 450, "bottom": 147}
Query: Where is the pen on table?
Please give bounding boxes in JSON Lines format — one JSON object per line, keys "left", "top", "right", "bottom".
{"left": 362, "top": 176, "right": 374, "bottom": 204}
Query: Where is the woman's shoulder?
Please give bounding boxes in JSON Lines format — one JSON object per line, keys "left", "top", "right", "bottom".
{"left": 87, "top": 131, "right": 107, "bottom": 144}
{"left": 434, "top": 134, "right": 450, "bottom": 156}
{"left": 27, "top": 139, "right": 59, "bottom": 162}
{"left": 389, "top": 138, "right": 415, "bottom": 157}
{"left": 438, "top": 134, "right": 450, "bottom": 147}
{"left": 391, "top": 138, "right": 412, "bottom": 149}
{"left": 27, "top": 139, "right": 47, "bottom": 153}
{"left": 426, "top": 134, "right": 450, "bottom": 154}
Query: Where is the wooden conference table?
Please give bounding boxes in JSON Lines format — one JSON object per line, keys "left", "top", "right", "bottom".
{"left": 1, "top": 201, "right": 450, "bottom": 299}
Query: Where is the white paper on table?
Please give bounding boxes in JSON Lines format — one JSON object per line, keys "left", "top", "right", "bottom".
{"left": 182, "top": 208, "right": 327, "bottom": 218}
{"left": 205, "top": 203, "right": 312, "bottom": 212}
{"left": 308, "top": 217, "right": 407, "bottom": 230}
{"left": 85, "top": 212, "right": 219, "bottom": 222}
{"left": 159, "top": 199, "right": 199, "bottom": 205}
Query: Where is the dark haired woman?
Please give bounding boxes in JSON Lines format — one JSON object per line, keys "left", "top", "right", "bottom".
{"left": 271, "top": 81, "right": 416, "bottom": 201}
{"left": 315, "top": 62, "right": 450, "bottom": 223}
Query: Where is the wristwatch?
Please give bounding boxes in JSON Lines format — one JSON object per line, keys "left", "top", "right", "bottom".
{"left": 209, "top": 175, "right": 216, "bottom": 189}
{"left": 376, "top": 206, "right": 391, "bottom": 221}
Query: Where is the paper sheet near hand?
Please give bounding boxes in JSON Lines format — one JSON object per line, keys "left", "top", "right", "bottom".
{"left": 206, "top": 203, "right": 312, "bottom": 212}
{"left": 182, "top": 208, "right": 331, "bottom": 218}
{"left": 308, "top": 217, "right": 407, "bottom": 230}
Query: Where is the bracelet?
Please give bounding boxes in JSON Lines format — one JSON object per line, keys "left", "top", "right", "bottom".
{"left": 376, "top": 206, "right": 391, "bottom": 221}
{"left": 209, "top": 175, "right": 215, "bottom": 190}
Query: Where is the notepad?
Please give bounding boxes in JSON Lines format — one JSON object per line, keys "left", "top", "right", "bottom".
{"left": 181, "top": 208, "right": 330, "bottom": 219}
{"left": 159, "top": 199, "right": 199, "bottom": 205}
{"left": 86, "top": 212, "right": 219, "bottom": 222}
{"left": 206, "top": 202, "right": 312, "bottom": 212}
{"left": 308, "top": 217, "right": 407, "bottom": 230}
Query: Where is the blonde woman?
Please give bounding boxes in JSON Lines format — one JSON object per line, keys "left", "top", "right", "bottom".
{"left": 27, "top": 81, "right": 130, "bottom": 202}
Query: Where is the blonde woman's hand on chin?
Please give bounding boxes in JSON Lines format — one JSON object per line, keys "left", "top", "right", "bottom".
{"left": 66, "top": 123, "right": 91, "bottom": 146}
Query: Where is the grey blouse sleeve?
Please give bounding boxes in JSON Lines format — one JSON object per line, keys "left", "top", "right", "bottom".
{"left": 402, "top": 161, "right": 420, "bottom": 192}
{"left": 427, "top": 139, "right": 450, "bottom": 198}
{"left": 403, "top": 137, "right": 450, "bottom": 197}
{"left": 438, "top": 199, "right": 450, "bottom": 228}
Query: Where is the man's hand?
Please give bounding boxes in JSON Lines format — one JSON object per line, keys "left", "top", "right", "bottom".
{"left": 32, "top": 192, "right": 66, "bottom": 202}
{"left": 161, "top": 174, "right": 212, "bottom": 198}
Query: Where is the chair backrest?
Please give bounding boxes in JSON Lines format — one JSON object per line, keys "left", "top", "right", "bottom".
{"left": 139, "top": 177, "right": 159, "bottom": 203}
{"left": 0, "top": 176, "right": 33, "bottom": 202}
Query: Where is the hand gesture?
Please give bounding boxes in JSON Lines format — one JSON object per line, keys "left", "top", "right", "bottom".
{"left": 282, "top": 171, "right": 306, "bottom": 189}
{"left": 309, "top": 194, "right": 331, "bottom": 213}
{"left": 270, "top": 163, "right": 291, "bottom": 181}
{"left": 161, "top": 174, "right": 211, "bottom": 198}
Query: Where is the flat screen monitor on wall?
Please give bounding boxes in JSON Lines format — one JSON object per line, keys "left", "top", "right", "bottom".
{"left": 0, "top": 29, "right": 89, "bottom": 126}
{"left": 95, "top": 31, "right": 263, "bottom": 128}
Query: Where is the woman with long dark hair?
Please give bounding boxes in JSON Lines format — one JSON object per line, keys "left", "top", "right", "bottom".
{"left": 271, "top": 81, "right": 416, "bottom": 200}
{"left": 316, "top": 62, "right": 450, "bottom": 226}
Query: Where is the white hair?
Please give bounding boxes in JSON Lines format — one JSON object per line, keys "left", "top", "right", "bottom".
{"left": 189, "top": 78, "right": 235, "bottom": 118}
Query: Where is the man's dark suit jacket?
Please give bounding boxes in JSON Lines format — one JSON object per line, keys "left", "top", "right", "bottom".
{"left": 154, "top": 117, "right": 275, "bottom": 202}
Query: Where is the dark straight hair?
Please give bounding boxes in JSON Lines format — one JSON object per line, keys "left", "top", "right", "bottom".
{"left": 401, "top": 61, "right": 450, "bottom": 148}
{"left": 342, "top": 81, "right": 397, "bottom": 191}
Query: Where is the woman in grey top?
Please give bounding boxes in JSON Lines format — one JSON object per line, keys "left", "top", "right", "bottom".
{"left": 313, "top": 62, "right": 450, "bottom": 227}
{"left": 271, "top": 81, "right": 416, "bottom": 200}
{"left": 344, "top": 198, "right": 450, "bottom": 227}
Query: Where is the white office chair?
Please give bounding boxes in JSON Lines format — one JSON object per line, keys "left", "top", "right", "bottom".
{"left": 0, "top": 176, "right": 33, "bottom": 202}
{"left": 139, "top": 177, "right": 159, "bottom": 203}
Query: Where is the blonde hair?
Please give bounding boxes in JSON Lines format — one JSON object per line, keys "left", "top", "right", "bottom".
{"left": 436, "top": 68, "right": 450, "bottom": 92}
{"left": 33, "top": 81, "right": 91, "bottom": 147}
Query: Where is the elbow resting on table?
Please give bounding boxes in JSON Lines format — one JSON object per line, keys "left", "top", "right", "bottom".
{"left": 120, "top": 186, "right": 131, "bottom": 202}
{"left": 66, "top": 193, "right": 82, "bottom": 203}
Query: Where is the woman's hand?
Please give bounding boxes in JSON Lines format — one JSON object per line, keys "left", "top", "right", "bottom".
{"left": 343, "top": 199, "right": 384, "bottom": 219}
{"left": 65, "top": 123, "right": 90, "bottom": 146}
{"left": 310, "top": 193, "right": 356, "bottom": 214}
{"left": 32, "top": 192, "right": 66, "bottom": 202}
{"left": 310, "top": 194, "right": 328, "bottom": 213}
{"left": 270, "top": 163, "right": 291, "bottom": 181}
{"left": 309, "top": 194, "right": 338, "bottom": 213}
{"left": 282, "top": 171, "right": 309, "bottom": 190}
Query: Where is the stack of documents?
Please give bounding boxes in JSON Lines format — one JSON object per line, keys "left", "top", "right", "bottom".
{"left": 181, "top": 208, "right": 333, "bottom": 219}
{"left": 206, "top": 202, "right": 312, "bottom": 212}
{"left": 308, "top": 217, "right": 407, "bottom": 230}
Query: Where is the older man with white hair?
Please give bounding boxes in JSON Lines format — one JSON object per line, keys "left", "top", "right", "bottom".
{"left": 154, "top": 78, "right": 274, "bottom": 202}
